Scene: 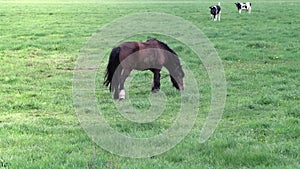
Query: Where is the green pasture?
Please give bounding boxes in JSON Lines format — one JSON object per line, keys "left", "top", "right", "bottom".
{"left": 0, "top": 0, "right": 299, "bottom": 168}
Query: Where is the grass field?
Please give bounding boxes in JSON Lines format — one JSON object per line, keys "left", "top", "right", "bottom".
{"left": 0, "top": 0, "right": 299, "bottom": 168}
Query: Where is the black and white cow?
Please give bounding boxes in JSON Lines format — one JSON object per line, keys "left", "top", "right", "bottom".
{"left": 235, "top": 2, "right": 252, "bottom": 14}
{"left": 209, "top": 2, "right": 221, "bottom": 21}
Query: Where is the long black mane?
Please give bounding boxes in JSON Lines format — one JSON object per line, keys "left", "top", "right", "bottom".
{"left": 156, "top": 39, "right": 177, "bottom": 55}
{"left": 155, "top": 39, "right": 184, "bottom": 77}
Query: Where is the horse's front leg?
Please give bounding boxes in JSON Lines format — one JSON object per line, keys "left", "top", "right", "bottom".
{"left": 119, "top": 69, "right": 131, "bottom": 100}
{"left": 151, "top": 69, "right": 161, "bottom": 93}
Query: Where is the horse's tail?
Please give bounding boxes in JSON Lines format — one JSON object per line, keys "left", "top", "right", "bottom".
{"left": 104, "top": 47, "right": 121, "bottom": 92}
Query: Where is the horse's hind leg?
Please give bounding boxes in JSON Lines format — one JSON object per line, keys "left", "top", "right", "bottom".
{"left": 119, "top": 69, "right": 131, "bottom": 100}
{"left": 151, "top": 69, "right": 161, "bottom": 93}
{"left": 112, "top": 67, "right": 122, "bottom": 99}
{"left": 113, "top": 85, "right": 119, "bottom": 100}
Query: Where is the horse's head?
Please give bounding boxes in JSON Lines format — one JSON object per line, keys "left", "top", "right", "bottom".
{"left": 178, "top": 68, "right": 185, "bottom": 90}
{"left": 168, "top": 64, "right": 184, "bottom": 91}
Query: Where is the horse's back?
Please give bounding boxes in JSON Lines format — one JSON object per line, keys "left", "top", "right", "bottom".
{"left": 118, "top": 40, "right": 166, "bottom": 70}
{"left": 118, "top": 42, "right": 139, "bottom": 60}
{"left": 118, "top": 40, "right": 157, "bottom": 59}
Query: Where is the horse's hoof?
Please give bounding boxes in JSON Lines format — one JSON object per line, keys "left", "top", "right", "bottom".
{"left": 152, "top": 89, "right": 160, "bottom": 93}
{"left": 119, "top": 89, "right": 125, "bottom": 100}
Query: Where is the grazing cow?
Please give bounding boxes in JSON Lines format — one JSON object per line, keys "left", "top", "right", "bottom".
{"left": 209, "top": 2, "right": 221, "bottom": 21}
{"left": 235, "top": 2, "right": 252, "bottom": 14}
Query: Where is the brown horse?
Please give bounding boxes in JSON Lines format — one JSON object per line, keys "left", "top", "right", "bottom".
{"left": 104, "top": 38, "right": 184, "bottom": 99}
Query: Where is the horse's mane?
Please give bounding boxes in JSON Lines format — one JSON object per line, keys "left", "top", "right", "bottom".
{"left": 155, "top": 39, "right": 177, "bottom": 56}
{"left": 154, "top": 39, "right": 182, "bottom": 67}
